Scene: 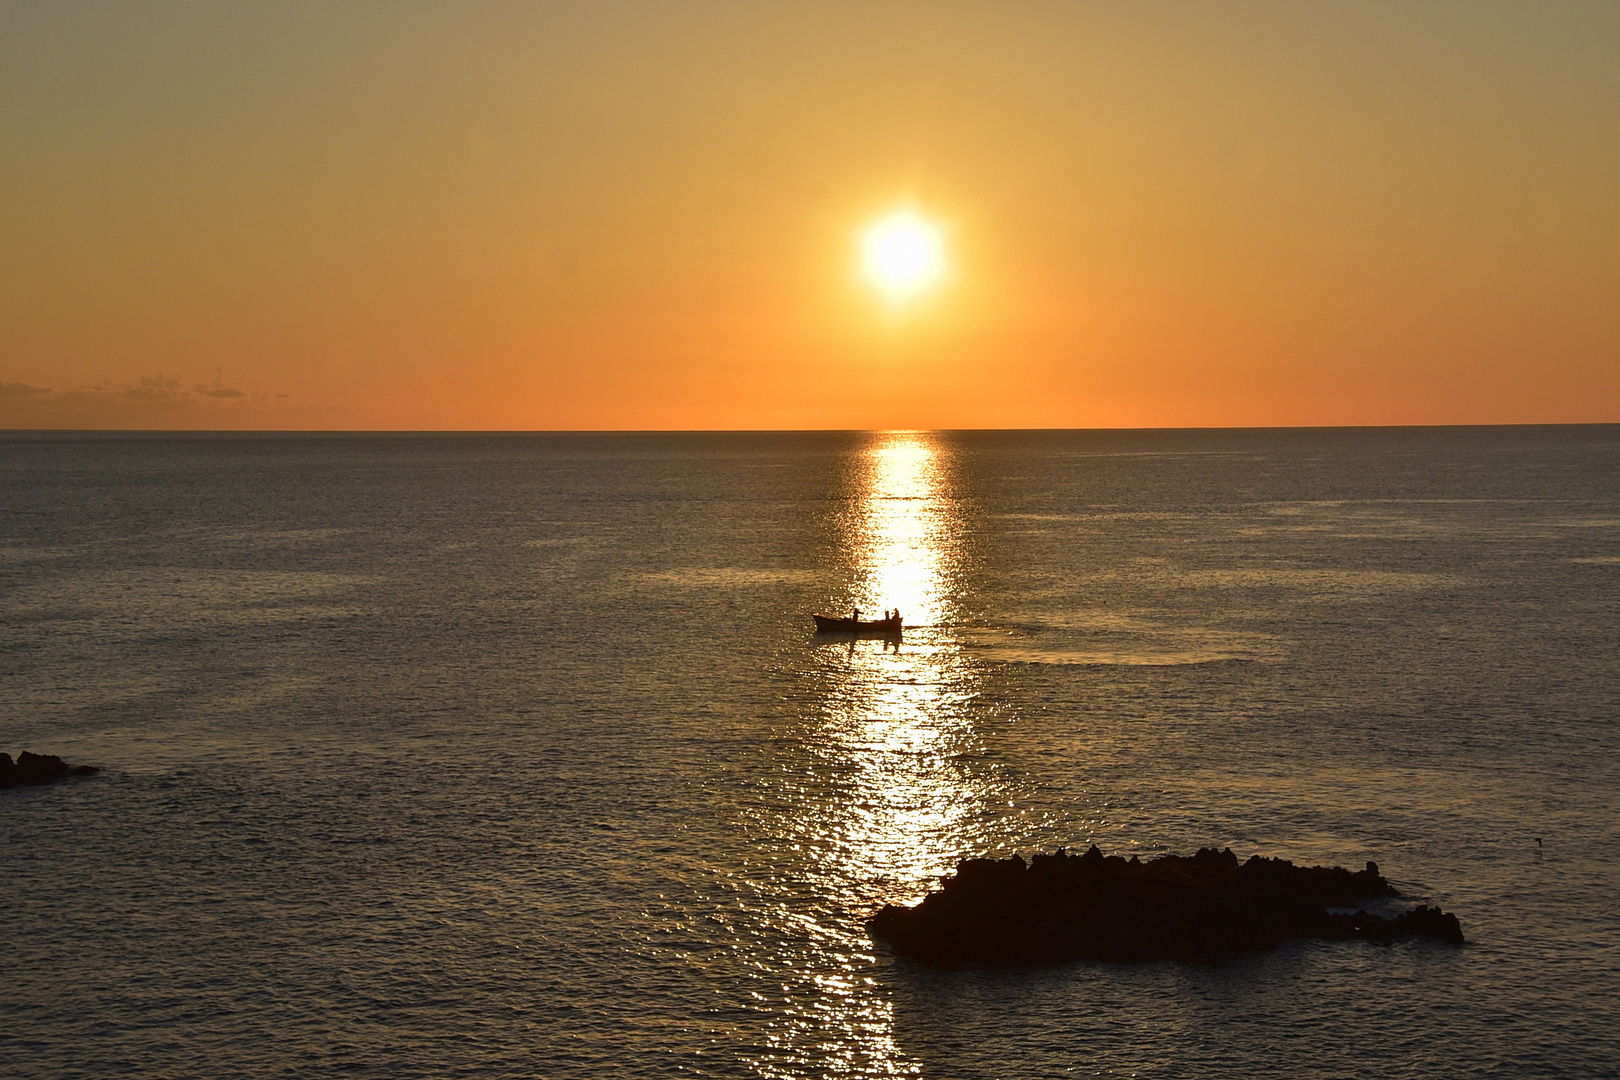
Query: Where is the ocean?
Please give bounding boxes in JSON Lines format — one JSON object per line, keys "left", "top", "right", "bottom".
{"left": 3, "top": 427, "right": 1617, "bottom": 1078}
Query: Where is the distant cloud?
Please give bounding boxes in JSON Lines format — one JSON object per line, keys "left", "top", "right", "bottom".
{"left": 0, "top": 371, "right": 335, "bottom": 429}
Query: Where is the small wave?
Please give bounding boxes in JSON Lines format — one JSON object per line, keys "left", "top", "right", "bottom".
{"left": 639, "top": 567, "right": 818, "bottom": 588}
{"left": 981, "top": 647, "right": 1253, "bottom": 666}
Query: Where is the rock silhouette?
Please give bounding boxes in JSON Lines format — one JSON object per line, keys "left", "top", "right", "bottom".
{"left": 870, "top": 846, "right": 1464, "bottom": 964}
{"left": 0, "top": 751, "right": 100, "bottom": 789}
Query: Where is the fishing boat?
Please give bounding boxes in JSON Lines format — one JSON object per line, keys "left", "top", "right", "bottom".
{"left": 812, "top": 612, "right": 903, "bottom": 635}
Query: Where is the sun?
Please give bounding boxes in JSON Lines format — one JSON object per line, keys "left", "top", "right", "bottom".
{"left": 860, "top": 210, "right": 945, "bottom": 301}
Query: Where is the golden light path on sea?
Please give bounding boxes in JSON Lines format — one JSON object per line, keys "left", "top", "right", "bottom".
{"left": 834, "top": 432, "right": 979, "bottom": 888}
{"left": 752, "top": 433, "right": 993, "bottom": 1077}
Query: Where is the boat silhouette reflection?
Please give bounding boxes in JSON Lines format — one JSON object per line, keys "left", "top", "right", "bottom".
{"left": 812, "top": 612, "right": 904, "bottom": 637}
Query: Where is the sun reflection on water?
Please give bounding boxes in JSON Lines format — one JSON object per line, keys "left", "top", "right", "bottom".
{"left": 854, "top": 436, "right": 951, "bottom": 629}
{"left": 826, "top": 433, "right": 980, "bottom": 889}
{"left": 748, "top": 432, "right": 1005, "bottom": 1077}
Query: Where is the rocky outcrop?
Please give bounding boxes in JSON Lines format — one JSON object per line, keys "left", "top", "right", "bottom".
{"left": 0, "top": 751, "right": 100, "bottom": 789}
{"left": 870, "top": 845, "right": 1464, "bottom": 965}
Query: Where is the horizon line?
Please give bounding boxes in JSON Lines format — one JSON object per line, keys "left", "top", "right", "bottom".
{"left": 4, "top": 421, "right": 1618, "bottom": 437}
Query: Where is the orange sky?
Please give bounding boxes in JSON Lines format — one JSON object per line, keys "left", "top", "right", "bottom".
{"left": 2, "top": 2, "right": 1617, "bottom": 430}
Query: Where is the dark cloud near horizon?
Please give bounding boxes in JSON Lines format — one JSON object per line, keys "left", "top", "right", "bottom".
{"left": 0, "top": 373, "right": 328, "bottom": 429}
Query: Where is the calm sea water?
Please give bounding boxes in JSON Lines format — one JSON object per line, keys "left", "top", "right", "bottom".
{"left": 3, "top": 428, "right": 1618, "bottom": 1078}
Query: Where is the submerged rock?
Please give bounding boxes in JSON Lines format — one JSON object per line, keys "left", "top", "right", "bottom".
{"left": 0, "top": 751, "right": 100, "bottom": 789}
{"left": 870, "top": 846, "right": 1464, "bottom": 965}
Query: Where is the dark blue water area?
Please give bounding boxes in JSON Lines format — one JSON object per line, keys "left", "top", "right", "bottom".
{"left": 2, "top": 427, "right": 1617, "bottom": 1077}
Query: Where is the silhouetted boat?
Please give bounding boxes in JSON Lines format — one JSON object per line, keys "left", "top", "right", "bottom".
{"left": 813, "top": 613, "right": 902, "bottom": 635}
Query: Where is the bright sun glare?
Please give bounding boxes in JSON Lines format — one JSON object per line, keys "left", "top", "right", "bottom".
{"left": 860, "top": 210, "right": 945, "bottom": 301}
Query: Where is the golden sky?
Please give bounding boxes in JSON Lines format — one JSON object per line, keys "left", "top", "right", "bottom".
{"left": 2, "top": 2, "right": 1617, "bottom": 429}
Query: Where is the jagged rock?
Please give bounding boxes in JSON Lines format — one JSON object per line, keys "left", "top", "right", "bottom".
{"left": 869, "top": 845, "right": 1464, "bottom": 965}
{"left": 0, "top": 751, "right": 99, "bottom": 789}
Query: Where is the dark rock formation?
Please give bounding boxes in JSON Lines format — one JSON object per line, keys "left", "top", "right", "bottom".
{"left": 870, "top": 846, "right": 1464, "bottom": 965}
{"left": 0, "top": 751, "right": 100, "bottom": 789}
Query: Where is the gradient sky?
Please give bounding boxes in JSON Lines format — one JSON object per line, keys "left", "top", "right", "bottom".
{"left": 2, "top": 1, "right": 1617, "bottom": 429}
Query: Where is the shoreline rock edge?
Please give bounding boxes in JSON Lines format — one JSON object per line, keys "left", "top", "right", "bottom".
{"left": 870, "top": 846, "right": 1464, "bottom": 965}
{"left": 1, "top": 751, "right": 100, "bottom": 789}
